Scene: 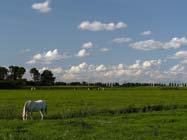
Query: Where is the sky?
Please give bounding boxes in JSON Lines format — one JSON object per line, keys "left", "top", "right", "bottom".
{"left": 1, "top": 0, "right": 187, "bottom": 83}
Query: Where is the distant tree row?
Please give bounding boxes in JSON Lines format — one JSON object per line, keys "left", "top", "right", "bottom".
{"left": 0, "top": 66, "right": 55, "bottom": 88}
{"left": 0, "top": 66, "right": 26, "bottom": 80}
{"left": 54, "top": 81, "right": 187, "bottom": 88}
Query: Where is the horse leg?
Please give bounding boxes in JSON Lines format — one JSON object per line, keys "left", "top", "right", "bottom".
{"left": 29, "top": 112, "right": 33, "bottom": 120}
{"left": 22, "top": 115, "right": 26, "bottom": 121}
{"left": 25, "top": 112, "right": 29, "bottom": 120}
{"left": 22, "top": 113, "right": 26, "bottom": 120}
{"left": 39, "top": 111, "right": 44, "bottom": 120}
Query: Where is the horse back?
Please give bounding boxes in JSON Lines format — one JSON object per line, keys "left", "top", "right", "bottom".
{"left": 26, "top": 100, "right": 47, "bottom": 112}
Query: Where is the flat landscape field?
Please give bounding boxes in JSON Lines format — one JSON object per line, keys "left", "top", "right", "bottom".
{"left": 0, "top": 87, "right": 187, "bottom": 140}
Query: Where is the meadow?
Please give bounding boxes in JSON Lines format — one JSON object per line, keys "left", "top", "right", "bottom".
{"left": 0, "top": 87, "right": 187, "bottom": 140}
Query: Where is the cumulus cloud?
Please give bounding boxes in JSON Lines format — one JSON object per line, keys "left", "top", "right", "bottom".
{"left": 76, "top": 49, "right": 90, "bottom": 58}
{"left": 34, "top": 60, "right": 187, "bottom": 83}
{"left": 26, "top": 49, "right": 69, "bottom": 64}
{"left": 96, "top": 65, "right": 107, "bottom": 72}
{"left": 112, "top": 37, "right": 132, "bottom": 43}
{"left": 140, "top": 30, "right": 152, "bottom": 36}
{"left": 129, "top": 37, "right": 187, "bottom": 51}
{"left": 69, "top": 62, "right": 88, "bottom": 73}
{"left": 178, "top": 51, "right": 187, "bottom": 57}
{"left": 171, "top": 51, "right": 187, "bottom": 59}
{"left": 32, "top": 0, "right": 51, "bottom": 13}
{"left": 169, "top": 64, "right": 185, "bottom": 75}
{"left": 62, "top": 73, "right": 77, "bottom": 81}
{"left": 142, "top": 60, "right": 161, "bottom": 69}
{"left": 169, "top": 50, "right": 187, "bottom": 64}
{"left": 129, "top": 40, "right": 163, "bottom": 51}
{"left": 78, "top": 21, "right": 127, "bottom": 31}
{"left": 103, "top": 60, "right": 162, "bottom": 81}
{"left": 82, "top": 42, "right": 94, "bottom": 49}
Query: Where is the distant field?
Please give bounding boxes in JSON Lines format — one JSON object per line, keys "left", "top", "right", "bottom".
{"left": 0, "top": 87, "right": 187, "bottom": 139}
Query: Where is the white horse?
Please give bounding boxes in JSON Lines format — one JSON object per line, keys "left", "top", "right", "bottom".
{"left": 22, "top": 100, "right": 47, "bottom": 120}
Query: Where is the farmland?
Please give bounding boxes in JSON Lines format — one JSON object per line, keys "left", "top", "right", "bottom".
{"left": 0, "top": 87, "right": 187, "bottom": 140}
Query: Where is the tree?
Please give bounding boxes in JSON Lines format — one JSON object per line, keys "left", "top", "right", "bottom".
{"left": 0, "top": 67, "right": 8, "bottom": 80}
{"left": 40, "top": 70, "right": 55, "bottom": 85}
{"left": 30, "top": 68, "right": 40, "bottom": 82}
{"left": 9, "top": 66, "right": 19, "bottom": 80}
{"left": 8, "top": 66, "right": 26, "bottom": 80}
{"left": 17, "top": 67, "right": 26, "bottom": 79}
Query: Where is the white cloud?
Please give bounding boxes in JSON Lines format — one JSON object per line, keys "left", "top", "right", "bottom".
{"left": 100, "top": 48, "right": 109, "bottom": 52}
{"left": 76, "top": 49, "right": 90, "bottom": 58}
{"left": 27, "top": 49, "right": 69, "bottom": 64}
{"left": 169, "top": 64, "right": 185, "bottom": 74}
{"left": 169, "top": 50, "right": 187, "bottom": 64}
{"left": 164, "top": 37, "right": 187, "bottom": 49}
{"left": 69, "top": 62, "right": 88, "bottom": 73}
{"left": 78, "top": 21, "right": 127, "bottom": 31}
{"left": 142, "top": 60, "right": 161, "bottom": 69}
{"left": 20, "top": 49, "right": 30, "bottom": 54}
{"left": 103, "top": 60, "right": 162, "bottom": 81}
{"left": 129, "top": 37, "right": 187, "bottom": 51}
{"left": 112, "top": 37, "right": 132, "bottom": 43}
{"left": 117, "top": 64, "right": 124, "bottom": 70}
{"left": 141, "top": 30, "right": 152, "bottom": 36}
{"left": 174, "top": 51, "right": 187, "bottom": 58}
{"left": 62, "top": 73, "right": 77, "bottom": 81}
{"left": 170, "top": 51, "right": 187, "bottom": 60}
{"left": 32, "top": 0, "right": 51, "bottom": 13}
{"left": 129, "top": 40, "right": 163, "bottom": 51}
{"left": 79, "top": 62, "right": 88, "bottom": 69}
{"left": 82, "top": 42, "right": 94, "bottom": 49}
{"left": 51, "top": 67, "right": 64, "bottom": 74}
{"left": 33, "top": 60, "right": 187, "bottom": 83}
{"left": 69, "top": 66, "right": 81, "bottom": 73}
{"left": 128, "top": 60, "right": 141, "bottom": 69}
{"left": 96, "top": 65, "right": 107, "bottom": 72}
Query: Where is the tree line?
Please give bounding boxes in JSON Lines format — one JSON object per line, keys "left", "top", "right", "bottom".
{"left": 0, "top": 66, "right": 55, "bottom": 88}
{"left": 0, "top": 66, "right": 187, "bottom": 89}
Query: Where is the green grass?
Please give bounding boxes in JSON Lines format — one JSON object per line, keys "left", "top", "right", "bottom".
{"left": 0, "top": 87, "right": 187, "bottom": 139}
{"left": 0, "top": 110, "right": 187, "bottom": 140}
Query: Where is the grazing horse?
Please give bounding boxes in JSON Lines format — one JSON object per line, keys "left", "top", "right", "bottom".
{"left": 22, "top": 100, "right": 47, "bottom": 120}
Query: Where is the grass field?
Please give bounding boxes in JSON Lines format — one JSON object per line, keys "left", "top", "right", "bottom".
{"left": 0, "top": 87, "right": 187, "bottom": 140}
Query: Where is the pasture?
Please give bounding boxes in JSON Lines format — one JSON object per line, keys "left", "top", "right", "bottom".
{"left": 0, "top": 87, "right": 187, "bottom": 140}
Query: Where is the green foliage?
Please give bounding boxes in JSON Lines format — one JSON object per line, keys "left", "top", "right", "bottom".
{"left": 0, "top": 67, "right": 8, "bottom": 80}
{"left": 0, "top": 80, "right": 27, "bottom": 89}
{"left": 29, "top": 68, "right": 40, "bottom": 82}
{"left": 8, "top": 66, "right": 26, "bottom": 80}
{"left": 40, "top": 70, "right": 55, "bottom": 86}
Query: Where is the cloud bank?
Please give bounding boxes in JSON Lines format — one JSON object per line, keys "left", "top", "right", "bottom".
{"left": 27, "top": 49, "right": 69, "bottom": 64}
{"left": 78, "top": 21, "right": 127, "bottom": 31}
{"left": 129, "top": 37, "right": 187, "bottom": 51}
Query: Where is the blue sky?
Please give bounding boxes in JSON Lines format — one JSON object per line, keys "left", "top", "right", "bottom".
{"left": 1, "top": 0, "right": 187, "bottom": 82}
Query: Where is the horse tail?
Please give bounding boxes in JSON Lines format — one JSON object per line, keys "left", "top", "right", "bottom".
{"left": 22, "top": 101, "right": 28, "bottom": 119}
